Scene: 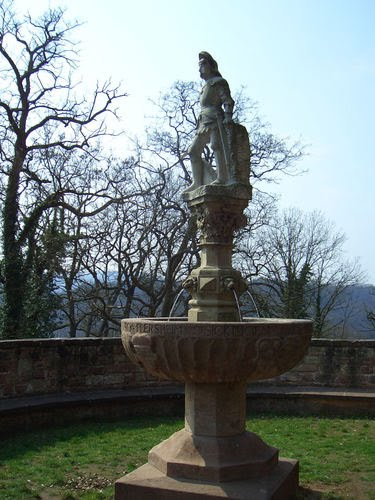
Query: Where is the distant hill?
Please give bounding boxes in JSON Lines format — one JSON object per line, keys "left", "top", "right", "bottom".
{"left": 328, "top": 284, "right": 375, "bottom": 339}
{"left": 243, "top": 281, "right": 375, "bottom": 340}
{"left": 2, "top": 281, "right": 374, "bottom": 339}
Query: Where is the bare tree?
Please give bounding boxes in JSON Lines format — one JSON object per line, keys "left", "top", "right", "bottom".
{"left": 0, "top": 3, "right": 127, "bottom": 338}
{"left": 365, "top": 311, "right": 375, "bottom": 332}
{"left": 43, "top": 154, "right": 141, "bottom": 337}
{"left": 360, "top": 285, "right": 375, "bottom": 335}
{"left": 79, "top": 166, "right": 197, "bottom": 330}
{"left": 3, "top": 77, "right": 306, "bottom": 338}
{"left": 240, "top": 208, "right": 363, "bottom": 335}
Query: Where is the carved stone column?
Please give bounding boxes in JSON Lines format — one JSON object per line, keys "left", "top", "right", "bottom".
{"left": 182, "top": 184, "right": 251, "bottom": 322}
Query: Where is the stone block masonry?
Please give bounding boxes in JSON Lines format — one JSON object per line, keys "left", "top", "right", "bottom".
{"left": 265, "top": 339, "right": 375, "bottom": 389}
{"left": 0, "top": 337, "right": 169, "bottom": 399}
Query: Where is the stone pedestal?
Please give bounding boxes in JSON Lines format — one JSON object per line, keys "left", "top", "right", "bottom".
{"left": 115, "top": 379, "right": 299, "bottom": 499}
{"left": 148, "top": 382, "right": 278, "bottom": 482}
{"left": 182, "top": 184, "right": 251, "bottom": 322}
{"left": 116, "top": 318, "right": 313, "bottom": 499}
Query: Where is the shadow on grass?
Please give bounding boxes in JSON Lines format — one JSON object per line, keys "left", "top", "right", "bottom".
{"left": 1, "top": 412, "right": 371, "bottom": 463}
{"left": 298, "top": 486, "right": 341, "bottom": 499}
{"left": 0, "top": 415, "right": 181, "bottom": 462}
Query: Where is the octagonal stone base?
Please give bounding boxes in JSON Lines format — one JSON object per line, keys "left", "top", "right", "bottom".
{"left": 149, "top": 428, "right": 278, "bottom": 482}
{"left": 115, "top": 459, "right": 299, "bottom": 499}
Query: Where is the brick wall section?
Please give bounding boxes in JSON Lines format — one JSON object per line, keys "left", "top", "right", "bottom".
{"left": 0, "top": 338, "right": 167, "bottom": 399}
{"left": 263, "top": 339, "right": 375, "bottom": 388}
{"left": 0, "top": 338, "right": 374, "bottom": 399}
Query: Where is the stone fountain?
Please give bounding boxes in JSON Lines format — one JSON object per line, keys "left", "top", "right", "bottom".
{"left": 115, "top": 52, "right": 312, "bottom": 499}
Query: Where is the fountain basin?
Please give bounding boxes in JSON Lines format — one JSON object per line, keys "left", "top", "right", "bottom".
{"left": 121, "top": 317, "right": 312, "bottom": 384}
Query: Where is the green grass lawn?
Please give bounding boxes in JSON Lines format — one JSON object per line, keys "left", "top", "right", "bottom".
{"left": 0, "top": 415, "right": 374, "bottom": 499}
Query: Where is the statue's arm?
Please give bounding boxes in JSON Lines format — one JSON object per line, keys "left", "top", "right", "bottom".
{"left": 218, "top": 80, "right": 235, "bottom": 123}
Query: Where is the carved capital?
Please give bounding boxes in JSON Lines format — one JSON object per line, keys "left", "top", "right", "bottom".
{"left": 193, "top": 205, "right": 247, "bottom": 244}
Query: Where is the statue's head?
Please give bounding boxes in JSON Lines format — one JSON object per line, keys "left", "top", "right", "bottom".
{"left": 199, "top": 51, "right": 222, "bottom": 79}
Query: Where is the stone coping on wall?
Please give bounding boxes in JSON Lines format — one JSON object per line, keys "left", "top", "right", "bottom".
{"left": 1, "top": 337, "right": 374, "bottom": 347}
{"left": 1, "top": 384, "right": 372, "bottom": 414}
{"left": 0, "top": 337, "right": 122, "bottom": 348}
{"left": 309, "top": 339, "right": 375, "bottom": 348}
{"left": 0, "top": 384, "right": 374, "bottom": 436}
{"left": 0, "top": 385, "right": 185, "bottom": 414}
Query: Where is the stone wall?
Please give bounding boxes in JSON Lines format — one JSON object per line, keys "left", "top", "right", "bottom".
{"left": 0, "top": 338, "right": 165, "bottom": 399}
{"left": 263, "top": 339, "right": 375, "bottom": 388}
{"left": 0, "top": 337, "right": 374, "bottom": 399}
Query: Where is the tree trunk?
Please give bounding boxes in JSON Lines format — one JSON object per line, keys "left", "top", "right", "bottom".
{"left": 2, "top": 155, "right": 25, "bottom": 339}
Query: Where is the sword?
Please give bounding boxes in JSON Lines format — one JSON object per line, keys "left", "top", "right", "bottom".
{"left": 216, "top": 113, "right": 232, "bottom": 177}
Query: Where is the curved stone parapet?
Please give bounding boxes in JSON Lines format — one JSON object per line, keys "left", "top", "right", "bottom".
{"left": 121, "top": 318, "right": 313, "bottom": 384}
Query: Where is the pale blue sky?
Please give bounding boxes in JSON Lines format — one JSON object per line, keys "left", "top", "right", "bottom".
{"left": 14, "top": 0, "right": 375, "bottom": 284}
